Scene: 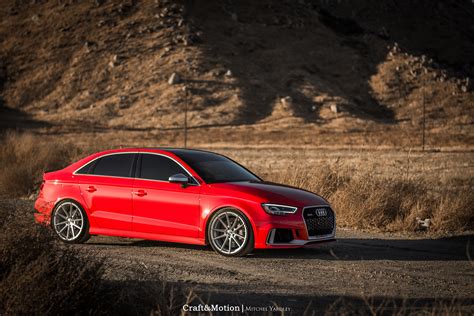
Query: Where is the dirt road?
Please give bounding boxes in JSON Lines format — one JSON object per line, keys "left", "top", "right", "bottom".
{"left": 79, "top": 229, "right": 474, "bottom": 314}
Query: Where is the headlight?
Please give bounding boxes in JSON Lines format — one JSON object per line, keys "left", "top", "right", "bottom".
{"left": 262, "top": 203, "right": 298, "bottom": 215}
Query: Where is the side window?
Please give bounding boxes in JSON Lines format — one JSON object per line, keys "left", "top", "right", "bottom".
{"left": 140, "top": 154, "right": 188, "bottom": 181}
{"left": 91, "top": 154, "right": 135, "bottom": 177}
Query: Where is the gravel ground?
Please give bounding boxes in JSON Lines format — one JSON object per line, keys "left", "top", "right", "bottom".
{"left": 78, "top": 229, "right": 474, "bottom": 314}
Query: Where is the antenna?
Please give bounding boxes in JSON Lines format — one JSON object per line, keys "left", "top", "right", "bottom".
{"left": 422, "top": 84, "right": 426, "bottom": 152}
{"left": 183, "top": 86, "right": 188, "bottom": 148}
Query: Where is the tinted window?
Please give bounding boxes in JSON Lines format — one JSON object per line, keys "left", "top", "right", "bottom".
{"left": 91, "top": 154, "right": 135, "bottom": 177}
{"left": 170, "top": 150, "right": 260, "bottom": 184}
{"left": 75, "top": 161, "right": 94, "bottom": 175}
{"left": 140, "top": 154, "right": 188, "bottom": 181}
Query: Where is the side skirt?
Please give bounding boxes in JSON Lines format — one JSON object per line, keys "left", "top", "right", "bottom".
{"left": 89, "top": 227, "right": 206, "bottom": 246}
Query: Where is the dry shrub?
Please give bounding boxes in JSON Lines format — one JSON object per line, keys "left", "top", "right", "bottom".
{"left": 0, "top": 201, "right": 104, "bottom": 315}
{"left": 0, "top": 201, "right": 188, "bottom": 315}
{"left": 267, "top": 160, "right": 473, "bottom": 233}
{"left": 0, "top": 132, "right": 81, "bottom": 197}
{"left": 432, "top": 187, "right": 474, "bottom": 232}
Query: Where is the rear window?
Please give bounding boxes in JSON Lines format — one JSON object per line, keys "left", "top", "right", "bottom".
{"left": 90, "top": 153, "right": 135, "bottom": 177}
{"left": 75, "top": 161, "right": 94, "bottom": 175}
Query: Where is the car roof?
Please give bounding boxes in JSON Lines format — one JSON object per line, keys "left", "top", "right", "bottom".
{"left": 96, "top": 147, "right": 219, "bottom": 155}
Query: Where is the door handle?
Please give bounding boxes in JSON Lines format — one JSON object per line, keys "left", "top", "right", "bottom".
{"left": 132, "top": 190, "right": 147, "bottom": 197}
{"left": 86, "top": 186, "right": 97, "bottom": 193}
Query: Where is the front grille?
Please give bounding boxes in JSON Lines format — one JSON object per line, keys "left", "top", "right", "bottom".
{"left": 303, "top": 206, "right": 335, "bottom": 237}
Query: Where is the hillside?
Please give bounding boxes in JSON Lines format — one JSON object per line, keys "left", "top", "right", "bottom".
{"left": 0, "top": 0, "right": 473, "bottom": 148}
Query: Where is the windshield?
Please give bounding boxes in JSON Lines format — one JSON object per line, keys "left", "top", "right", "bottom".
{"left": 170, "top": 150, "right": 260, "bottom": 184}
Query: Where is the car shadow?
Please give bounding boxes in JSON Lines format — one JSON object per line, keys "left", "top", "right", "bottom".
{"left": 87, "top": 234, "right": 473, "bottom": 262}
{"left": 250, "top": 235, "right": 474, "bottom": 261}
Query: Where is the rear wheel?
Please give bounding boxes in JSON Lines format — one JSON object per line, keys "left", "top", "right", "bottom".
{"left": 52, "top": 200, "right": 90, "bottom": 244}
{"left": 208, "top": 208, "right": 254, "bottom": 257}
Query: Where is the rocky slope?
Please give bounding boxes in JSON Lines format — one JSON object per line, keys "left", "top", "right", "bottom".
{"left": 0, "top": 0, "right": 472, "bottom": 147}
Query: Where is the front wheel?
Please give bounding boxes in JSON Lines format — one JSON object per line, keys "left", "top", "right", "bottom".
{"left": 208, "top": 208, "right": 254, "bottom": 257}
{"left": 51, "top": 200, "right": 90, "bottom": 244}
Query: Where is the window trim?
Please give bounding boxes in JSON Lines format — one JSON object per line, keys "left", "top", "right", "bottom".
{"left": 73, "top": 151, "right": 200, "bottom": 185}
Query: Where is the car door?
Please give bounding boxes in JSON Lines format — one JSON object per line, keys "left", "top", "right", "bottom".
{"left": 76, "top": 153, "right": 136, "bottom": 232}
{"left": 132, "top": 153, "right": 201, "bottom": 237}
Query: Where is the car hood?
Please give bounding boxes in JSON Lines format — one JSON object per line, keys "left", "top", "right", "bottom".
{"left": 209, "top": 181, "right": 328, "bottom": 207}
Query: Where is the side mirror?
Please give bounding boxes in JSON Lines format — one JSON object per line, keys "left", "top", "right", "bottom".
{"left": 168, "top": 173, "right": 189, "bottom": 186}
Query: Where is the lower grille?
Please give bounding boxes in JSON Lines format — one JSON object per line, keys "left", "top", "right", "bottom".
{"left": 303, "top": 206, "right": 335, "bottom": 237}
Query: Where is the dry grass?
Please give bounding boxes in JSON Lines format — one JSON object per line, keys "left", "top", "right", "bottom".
{"left": 0, "top": 131, "right": 83, "bottom": 197}
{"left": 265, "top": 159, "right": 474, "bottom": 233}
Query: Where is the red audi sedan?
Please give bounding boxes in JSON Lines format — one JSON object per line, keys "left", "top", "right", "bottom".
{"left": 34, "top": 148, "right": 336, "bottom": 256}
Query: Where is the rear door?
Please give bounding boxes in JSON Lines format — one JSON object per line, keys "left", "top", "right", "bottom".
{"left": 132, "top": 153, "right": 201, "bottom": 237}
{"left": 76, "top": 153, "right": 137, "bottom": 231}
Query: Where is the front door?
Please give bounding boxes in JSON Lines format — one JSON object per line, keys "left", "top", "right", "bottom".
{"left": 132, "top": 153, "right": 201, "bottom": 237}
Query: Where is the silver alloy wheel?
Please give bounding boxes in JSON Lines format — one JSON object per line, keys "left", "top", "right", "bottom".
{"left": 53, "top": 202, "right": 84, "bottom": 241}
{"left": 210, "top": 211, "right": 248, "bottom": 255}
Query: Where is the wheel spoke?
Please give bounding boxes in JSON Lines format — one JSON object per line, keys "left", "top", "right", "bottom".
{"left": 71, "top": 223, "right": 81, "bottom": 230}
{"left": 225, "top": 213, "right": 230, "bottom": 227}
{"left": 58, "top": 225, "right": 67, "bottom": 233}
{"left": 234, "top": 223, "right": 244, "bottom": 230}
{"left": 55, "top": 221, "right": 67, "bottom": 226}
{"left": 234, "top": 234, "right": 245, "bottom": 239}
{"left": 232, "top": 236, "right": 242, "bottom": 247}
{"left": 220, "top": 235, "right": 229, "bottom": 251}
{"left": 214, "top": 234, "right": 227, "bottom": 240}
{"left": 230, "top": 218, "right": 238, "bottom": 229}
{"left": 218, "top": 217, "right": 227, "bottom": 228}
{"left": 228, "top": 237, "right": 232, "bottom": 253}
{"left": 58, "top": 213, "right": 67, "bottom": 220}
{"left": 213, "top": 228, "right": 226, "bottom": 232}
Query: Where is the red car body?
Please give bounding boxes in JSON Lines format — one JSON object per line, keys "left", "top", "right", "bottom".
{"left": 34, "top": 148, "right": 335, "bottom": 251}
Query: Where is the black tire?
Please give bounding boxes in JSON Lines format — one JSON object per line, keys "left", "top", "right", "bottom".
{"left": 51, "top": 199, "right": 90, "bottom": 244}
{"left": 207, "top": 208, "right": 254, "bottom": 257}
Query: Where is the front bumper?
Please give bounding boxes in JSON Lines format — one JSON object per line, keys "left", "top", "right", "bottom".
{"left": 254, "top": 205, "right": 336, "bottom": 249}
